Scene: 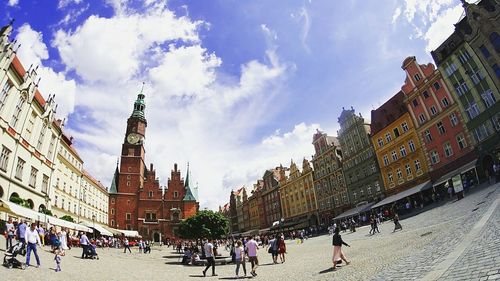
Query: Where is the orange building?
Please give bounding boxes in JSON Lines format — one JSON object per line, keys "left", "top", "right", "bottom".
{"left": 371, "top": 91, "right": 430, "bottom": 196}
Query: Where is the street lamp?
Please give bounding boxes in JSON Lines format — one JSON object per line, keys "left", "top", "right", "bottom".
{"left": 92, "top": 214, "right": 96, "bottom": 240}
{"left": 280, "top": 217, "right": 284, "bottom": 235}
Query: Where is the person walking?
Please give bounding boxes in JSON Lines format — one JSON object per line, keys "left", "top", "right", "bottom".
{"left": 393, "top": 213, "right": 402, "bottom": 232}
{"left": 332, "top": 227, "right": 350, "bottom": 271}
{"left": 54, "top": 248, "right": 62, "bottom": 272}
{"left": 80, "top": 232, "right": 90, "bottom": 258}
{"left": 234, "top": 240, "right": 246, "bottom": 278}
{"left": 37, "top": 224, "right": 45, "bottom": 246}
{"left": 267, "top": 235, "right": 278, "bottom": 264}
{"left": 278, "top": 235, "right": 286, "bottom": 263}
{"left": 25, "top": 223, "right": 42, "bottom": 268}
{"left": 202, "top": 239, "right": 217, "bottom": 277}
{"left": 123, "top": 237, "right": 132, "bottom": 253}
{"left": 246, "top": 236, "right": 259, "bottom": 277}
{"left": 60, "top": 228, "right": 68, "bottom": 250}
{"left": 5, "top": 217, "right": 15, "bottom": 250}
{"left": 17, "top": 220, "right": 27, "bottom": 245}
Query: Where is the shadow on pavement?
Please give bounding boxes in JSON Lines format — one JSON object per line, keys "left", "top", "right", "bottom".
{"left": 218, "top": 277, "right": 253, "bottom": 280}
{"left": 319, "top": 267, "right": 335, "bottom": 274}
{"left": 189, "top": 274, "right": 208, "bottom": 278}
{"left": 162, "top": 255, "right": 182, "bottom": 259}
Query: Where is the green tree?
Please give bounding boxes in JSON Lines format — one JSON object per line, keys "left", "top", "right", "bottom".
{"left": 60, "top": 215, "right": 75, "bottom": 223}
{"left": 178, "top": 210, "right": 229, "bottom": 240}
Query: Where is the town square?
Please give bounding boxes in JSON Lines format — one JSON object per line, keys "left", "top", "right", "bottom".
{"left": 0, "top": 0, "right": 499, "bottom": 280}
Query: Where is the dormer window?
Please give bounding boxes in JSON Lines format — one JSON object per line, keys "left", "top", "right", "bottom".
{"left": 414, "top": 73, "right": 421, "bottom": 81}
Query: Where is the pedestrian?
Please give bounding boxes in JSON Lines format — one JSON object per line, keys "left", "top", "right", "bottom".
{"left": 138, "top": 239, "right": 143, "bottom": 253}
{"left": 37, "top": 224, "right": 45, "bottom": 247}
{"left": 373, "top": 216, "right": 380, "bottom": 234}
{"left": 234, "top": 240, "right": 246, "bottom": 278}
{"left": 25, "top": 223, "right": 42, "bottom": 268}
{"left": 278, "top": 235, "right": 286, "bottom": 263}
{"left": 267, "top": 235, "right": 279, "bottom": 264}
{"left": 202, "top": 238, "right": 217, "bottom": 277}
{"left": 60, "top": 228, "right": 68, "bottom": 250}
{"left": 245, "top": 236, "right": 259, "bottom": 277}
{"left": 80, "top": 232, "right": 90, "bottom": 258}
{"left": 369, "top": 216, "right": 375, "bottom": 235}
{"left": 393, "top": 213, "right": 402, "bottom": 232}
{"left": 5, "top": 217, "right": 15, "bottom": 250}
{"left": 54, "top": 248, "right": 62, "bottom": 272}
{"left": 332, "top": 227, "right": 350, "bottom": 271}
{"left": 123, "top": 237, "right": 131, "bottom": 253}
{"left": 16, "top": 220, "right": 27, "bottom": 245}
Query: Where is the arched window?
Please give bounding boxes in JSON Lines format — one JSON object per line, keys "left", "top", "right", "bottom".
{"left": 490, "top": 32, "right": 500, "bottom": 53}
{"left": 0, "top": 185, "right": 3, "bottom": 198}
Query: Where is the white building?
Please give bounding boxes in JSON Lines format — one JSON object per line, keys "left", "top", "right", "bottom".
{"left": 81, "top": 170, "right": 109, "bottom": 225}
{"left": 0, "top": 23, "right": 60, "bottom": 216}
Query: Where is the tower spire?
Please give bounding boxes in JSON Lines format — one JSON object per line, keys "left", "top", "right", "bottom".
{"left": 109, "top": 162, "right": 119, "bottom": 193}
{"left": 131, "top": 83, "right": 146, "bottom": 120}
{"left": 183, "top": 162, "right": 196, "bottom": 201}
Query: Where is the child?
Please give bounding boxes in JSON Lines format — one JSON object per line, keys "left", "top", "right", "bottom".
{"left": 54, "top": 248, "right": 62, "bottom": 272}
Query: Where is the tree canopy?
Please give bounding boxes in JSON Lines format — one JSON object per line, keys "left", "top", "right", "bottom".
{"left": 60, "top": 215, "right": 75, "bottom": 222}
{"left": 178, "top": 210, "right": 229, "bottom": 240}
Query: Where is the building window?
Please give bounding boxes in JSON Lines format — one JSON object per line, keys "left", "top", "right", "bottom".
{"left": 62, "top": 198, "right": 65, "bottom": 209}
{"left": 400, "top": 145, "right": 407, "bottom": 157}
{"left": 146, "top": 212, "right": 157, "bottom": 221}
{"left": 465, "top": 102, "right": 480, "bottom": 120}
{"left": 423, "top": 91, "right": 430, "bottom": 99}
{"left": 391, "top": 151, "right": 398, "bottom": 161}
{"left": 444, "top": 142, "right": 453, "bottom": 157}
{"left": 441, "top": 97, "right": 449, "bottom": 108}
{"left": 419, "top": 114, "right": 426, "bottom": 124}
{"left": 36, "top": 122, "right": 47, "bottom": 151}
{"left": 0, "top": 81, "right": 12, "bottom": 112}
{"left": 408, "top": 140, "right": 416, "bottom": 152}
{"left": 470, "top": 69, "right": 484, "bottom": 85}
{"left": 385, "top": 132, "right": 392, "bottom": 142}
{"left": 405, "top": 164, "right": 412, "bottom": 175}
{"left": 493, "top": 64, "right": 500, "bottom": 79}
{"left": 480, "top": 44, "right": 491, "bottom": 58}
{"left": 29, "top": 167, "right": 38, "bottom": 188}
{"left": 387, "top": 173, "right": 393, "bottom": 183}
{"left": 55, "top": 195, "right": 58, "bottom": 206}
{"left": 414, "top": 160, "right": 421, "bottom": 171}
{"left": 383, "top": 155, "right": 389, "bottom": 166}
{"left": 126, "top": 181, "right": 130, "bottom": 186}
{"left": 445, "top": 63, "right": 458, "bottom": 76}
{"left": 412, "top": 99, "right": 419, "bottom": 107}
{"left": 424, "top": 130, "right": 433, "bottom": 142}
{"left": 377, "top": 138, "right": 384, "bottom": 147}
{"left": 25, "top": 112, "right": 36, "bottom": 141}
{"left": 42, "top": 175, "right": 49, "bottom": 194}
{"left": 456, "top": 134, "right": 467, "bottom": 149}
{"left": 47, "top": 134, "right": 56, "bottom": 159}
{"left": 437, "top": 121, "right": 446, "bottom": 135}
{"left": 450, "top": 113, "right": 458, "bottom": 127}
{"left": 174, "top": 191, "right": 178, "bottom": 198}
{"left": 430, "top": 106, "right": 437, "bottom": 116}
{"left": 10, "top": 94, "right": 26, "bottom": 129}
{"left": 126, "top": 213, "right": 131, "bottom": 220}
{"left": 414, "top": 73, "right": 421, "bottom": 81}
{"left": 375, "top": 181, "right": 381, "bottom": 192}
{"left": 401, "top": 122, "right": 409, "bottom": 132}
{"left": 148, "top": 191, "right": 153, "bottom": 198}
{"left": 15, "top": 158, "right": 25, "bottom": 180}
{"left": 473, "top": 124, "right": 490, "bottom": 142}
{"left": 430, "top": 150, "right": 440, "bottom": 164}
{"left": 458, "top": 49, "right": 471, "bottom": 64}
{"left": 481, "top": 89, "right": 496, "bottom": 108}
{"left": 490, "top": 32, "right": 500, "bottom": 52}
{"left": 0, "top": 146, "right": 11, "bottom": 172}
{"left": 396, "top": 169, "right": 403, "bottom": 180}
{"left": 393, "top": 128, "right": 400, "bottom": 138}
{"left": 111, "top": 208, "right": 115, "bottom": 215}
{"left": 433, "top": 82, "right": 441, "bottom": 91}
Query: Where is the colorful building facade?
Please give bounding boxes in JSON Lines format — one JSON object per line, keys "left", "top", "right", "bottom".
{"left": 261, "top": 167, "right": 283, "bottom": 229}
{"left": 311, "top": 130, "right": 349, "bottom": 224}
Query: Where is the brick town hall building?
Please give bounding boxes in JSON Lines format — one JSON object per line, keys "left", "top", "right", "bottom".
{"left": 108, "top": 91, "right": 199, "bottom": 242}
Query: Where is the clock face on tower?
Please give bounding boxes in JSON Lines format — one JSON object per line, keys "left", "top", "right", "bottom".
{"left": 127, "top": 133, "right": 142, "bottom": 144}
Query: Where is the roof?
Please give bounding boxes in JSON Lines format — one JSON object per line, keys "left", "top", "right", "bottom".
{"left": 83, "top": 169, "right": 108, "bottom": 194}
{"left": 109, "top": 165, "right": 119, "bottom": 194}
{"left": 60, "top": 132, "right": 84, "bottom": 163}
{"left": 370, "top": 91, "right": 407, "bottom": 135}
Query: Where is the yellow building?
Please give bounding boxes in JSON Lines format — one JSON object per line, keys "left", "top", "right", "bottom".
{"left": 371, "top": 91, "right": 430, "bottom": 196}
{"left": 247, "top": 180, "right": 263, "bottom": 231}
{"left": 279, "top": 159, "right": 318, "bottom": 227}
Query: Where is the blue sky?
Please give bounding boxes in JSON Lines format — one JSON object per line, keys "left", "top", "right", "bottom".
{"left": 1, "top": 0, "right": 467, "bottom": 209}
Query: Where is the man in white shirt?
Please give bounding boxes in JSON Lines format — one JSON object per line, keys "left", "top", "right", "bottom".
{"left": 245, "top": 236, "right": 259, "bottom": 277}
{"left": 80, "top": 232, "right": 90, "bottom": 258}
{"left": 202, "top": 239, "right": 217, "bottom": 277}
{"left": 25, "top": 223, "right": 41, "bottom": 267}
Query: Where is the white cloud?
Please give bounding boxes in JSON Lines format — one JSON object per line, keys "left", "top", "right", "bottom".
{"left": 7, "top": 0, "right": 19, "bottom": 7}
{"left": 15, "top": 24, "right": 77, "bottom": 118}
{"left": 423, "top": 5, "right": 464, "bottom": 53}
{"left": 50, "top": 4, "right": 295, "bottom": 209}
{"left": 392, "top": 7, "right": 401, "bottom": 24}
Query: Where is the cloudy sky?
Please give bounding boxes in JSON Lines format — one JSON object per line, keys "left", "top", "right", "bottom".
{"left": 2, "top": 0, "right": 467, "bottom": 209}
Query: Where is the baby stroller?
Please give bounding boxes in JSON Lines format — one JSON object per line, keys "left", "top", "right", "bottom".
{"left": 83, "top": 244, "right": 99, "bottom": 259}
{"left": 3, "top": 242, "right": 27, "bottom": 269}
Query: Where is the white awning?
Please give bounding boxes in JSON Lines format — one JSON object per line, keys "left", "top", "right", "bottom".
{"left": 45, "top": 216, "right": 93, "bottom": 233}
{"left": 433, "top": 159, "right": 478, "bottom": 187}
{"left": 0, "top": 199, "right": 46, "bottom": 221}
{"left": 334, "top": 202, "right": 375, "bottom": 220}
{"left": 116, "top": 229, "right": 141, "bottom": 238}
{"left": 83, "top": 222, "right": 113, "bottom": 236}
{"left": 371, "top": 181, "right": 432, "bottom": 209}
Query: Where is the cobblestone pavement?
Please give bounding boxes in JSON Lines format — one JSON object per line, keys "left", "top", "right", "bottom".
{"left": 0, "top": 183, "right": 498, "bottom": 281}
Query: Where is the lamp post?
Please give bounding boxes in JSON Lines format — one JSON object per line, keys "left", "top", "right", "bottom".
{"left": 280, "top": 217, "right": 284, "bottom": 235}
{"left": 92, "top": 214, "right": 96, "bottom": 240}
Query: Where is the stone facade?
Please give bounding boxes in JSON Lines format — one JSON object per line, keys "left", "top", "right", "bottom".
{"left": 338, "top": 107, "right": 384, "bottom": 205}
{"left": 311, "top": 130, "right": 349, "bottom": 224}
{"left": 431, "top": 0, "right": 500, "bottom": 181}
{"left": 371, "top": 91, "right": 430, "bottom": 196}
{"left": 260, "top": 167, "right": 283, "bottom": 228}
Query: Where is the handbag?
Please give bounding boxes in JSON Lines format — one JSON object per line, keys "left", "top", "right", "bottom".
{"left": 268, "top": 247, "right": 273, "bottom": 253}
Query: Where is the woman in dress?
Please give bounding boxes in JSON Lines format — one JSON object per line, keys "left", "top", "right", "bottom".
{"left": 60, "top": 228, "right": 69, "bottom": 250}
{"left": 332, "top": 227, "right": 350, "bottom": 270}
{"left": 277, "top": 235, "right": 286, "bottom": 263}
{"left": 393, "top": 213, "right": 402, "bottom": 232}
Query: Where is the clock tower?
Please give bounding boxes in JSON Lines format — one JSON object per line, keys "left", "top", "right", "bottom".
{"left": 109, "top": 90, "right": 148, "bottom": 230}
